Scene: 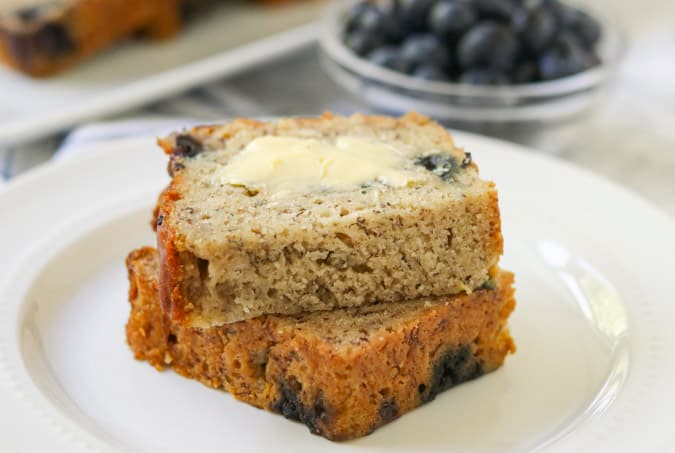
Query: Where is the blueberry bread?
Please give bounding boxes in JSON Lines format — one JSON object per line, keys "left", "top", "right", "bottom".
{"left": 126, "top": 247, "right": 516, "bottom": 441}
{"left": 156, "top": 113, "right": 503, "bottom": 326}
{"left": 0, "top": 0, "right": 201, "bottom": 77}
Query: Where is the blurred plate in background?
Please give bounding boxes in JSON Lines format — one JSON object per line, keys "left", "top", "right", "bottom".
{"left": 0, "top": 1, "right": 322, "bottom": 146}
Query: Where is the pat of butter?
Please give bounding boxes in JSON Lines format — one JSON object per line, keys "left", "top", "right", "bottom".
{"left": 215, "top": 136, "right": 425, "bottom": 195}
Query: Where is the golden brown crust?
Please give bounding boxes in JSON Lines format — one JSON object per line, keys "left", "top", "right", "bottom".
{"left": 156, "top": 187, "right": 188, "bottom": 322}
{"left": 126, "top": 248, "right": 516, "bottom": 441}
{"left": 125, "top": 246, "right": 168, "bottom": 367}
{"left": 0, "top": 0, "right": 182, "bottom": 77}
{"left": 486, "top": 184, "right": 504, "bottom": 258}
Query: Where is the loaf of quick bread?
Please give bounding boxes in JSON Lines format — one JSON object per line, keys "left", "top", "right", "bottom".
{"left": 155, "top": 113, "right": 503, "bottom": 326}
{"left": 126, "top": 247, "right": 516, "bottom": 441}
{"left": 0, "top": 0, "right": 211, "bottom": 76}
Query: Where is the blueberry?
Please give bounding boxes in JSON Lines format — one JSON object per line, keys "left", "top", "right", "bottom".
{"left": 552, "top": 2, "right": 581, "bottom": 26}
{"left": 400, "top": 34, "right": 452, "bottom": 70}
{"left": 459, "top": 67, "right": 511, "bottom": 85}
{"left": 473, "top": 0, "right": 516, "bottom": 22}
{"left": 511, "top": 61, "right": 538, "bottom": 83}
{"left": 521, "top": 6, "right": 558, "bottom": 54}
{"left": 398, "top": 0, "right": 435, "bottom": 33}
{"left": 552, "top": 4, "right": 602, "bottom": 48}
{"left": 569, "top": 12, "right": 602, "bottom": 48}
{"left": 344, "top": 29, "right": 383, "bottom": 56}
{"left": 510, "top": 6, "right": 529, "bottom": 34}
{"left": 379, "top": 0, "right": 401, "bottom": 15}
{"left": 415, "top": 154, "right": 461, "bottom": 179}
{"left": 538, "top": 33, "right": 594, "bottom": 80}
{"left": 3, "top": 23, "right": 73, "bottom": 61}
{"left": 560, "top": 32, "right": 599, "bottom": 60}
{"left": 35, "top": 24, "right": 74, "bottom": 57}
{"left": 413, "top": 64, "right": 449, "bottom": 81}
{"left": 457, "top": 22, "right": 518, "bottom": 70}
{"left": 429, "top": 1, "right": 477, "bottom": 38}
{"left": 368, "top": 46, "right": 414, "bottom": 73}
{"left": 354, "top": 4, "right": 400, "bottom": 42}
{"left": 15, "top": 6, "right": 43, "bottom": 22}
{"left": 559, "top": 33, "right": 600, "bottom": 66}
{"left": 174, "top": 134, "right": 204, "bottom": 157}
{"left": 344, "top": 2, "right": 372, "bottom": 32}
{"left": 551, "top": 2, "right": 581, "bottom": 26}
{"left": 539, "top": 51, "right": 575, "bottom": 80}
{"left": 379, "top": 0, "right": 406, "bottom": 42}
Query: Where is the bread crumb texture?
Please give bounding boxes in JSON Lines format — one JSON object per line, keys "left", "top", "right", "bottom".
{"left": 156, "top": 113, "right": 504, "bottom": 325}
{"left": 126, "top": 247, "right": 516, "bottom": 441}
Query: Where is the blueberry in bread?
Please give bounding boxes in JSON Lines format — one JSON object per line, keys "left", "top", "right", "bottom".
{"left": 155, "top": 113, "right": 504, "bottom": 326}
{"left": 126, "top": 247, "right": 516, "bottom": 441}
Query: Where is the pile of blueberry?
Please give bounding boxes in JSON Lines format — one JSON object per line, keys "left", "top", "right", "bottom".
{"left": 342, "top": 0, "right": 602, "bottom": 85}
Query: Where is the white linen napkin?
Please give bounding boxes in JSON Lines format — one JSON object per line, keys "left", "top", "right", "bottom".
{"left": 53, "top": 118, "right": 198, "bottom": 162}
{"left": 0, "top": 117, "right": 199, "bottom": 189}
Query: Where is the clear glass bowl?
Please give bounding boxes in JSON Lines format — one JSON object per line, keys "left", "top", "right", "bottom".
{"left": 318, "top": 0, "right": 624, "bottom": 139}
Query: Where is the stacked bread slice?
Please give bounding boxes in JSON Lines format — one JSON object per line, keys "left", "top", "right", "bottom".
{"left": 126, "top": 112, "right": 516, "bottom": 440}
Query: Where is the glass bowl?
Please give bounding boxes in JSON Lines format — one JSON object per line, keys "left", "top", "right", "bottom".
{"left": 318, "top": 0, "right": 624, "bottom": 141}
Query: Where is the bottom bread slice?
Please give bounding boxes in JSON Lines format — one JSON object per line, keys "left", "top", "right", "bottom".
{"left": 126, "top": 247, "right": 516, "bottom": 441}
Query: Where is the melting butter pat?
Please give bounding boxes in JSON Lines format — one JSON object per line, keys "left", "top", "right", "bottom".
{"left": 216, "top": 136, "right": 426, "bottom": 195}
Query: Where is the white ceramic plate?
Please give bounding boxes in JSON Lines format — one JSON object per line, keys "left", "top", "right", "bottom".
{"left": 0, "top": 1, "right": 321, "bottom": 146}
{"left": 1, "top": 131, "right": 674, "bottom": 453}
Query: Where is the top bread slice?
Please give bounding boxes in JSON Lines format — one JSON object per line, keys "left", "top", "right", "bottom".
{"left": 156, "top": 112, "right": 503, "bottom": 326}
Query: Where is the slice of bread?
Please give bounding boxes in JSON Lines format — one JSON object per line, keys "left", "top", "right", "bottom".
{"left": 126, "top": 247, "right": 516, "bottom": 441}
{"left": 156, "top": 113, "right": 504, "bottom": 326}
